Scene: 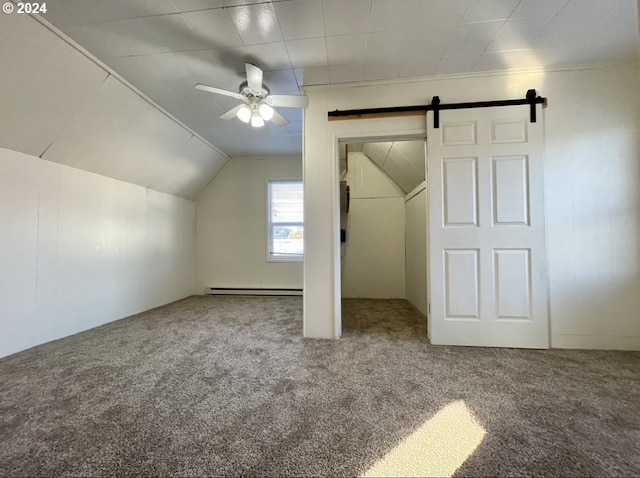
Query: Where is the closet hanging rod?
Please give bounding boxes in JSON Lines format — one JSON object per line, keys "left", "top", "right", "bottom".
{"left": 327, "top": 90, "right": 547, "bottom": 127}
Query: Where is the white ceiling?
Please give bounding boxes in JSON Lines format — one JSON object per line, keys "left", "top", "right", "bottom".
{"left": 43, "top": 0, "right": 639, "bottom": 157}
{"left": 360, "top": 140, "right": 426, "bottom": 194}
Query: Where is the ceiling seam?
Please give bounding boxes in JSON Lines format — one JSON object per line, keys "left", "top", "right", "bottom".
{"left": 67, "top": 3, "right": 286, "bottom": 28}
{"left": 77, "top": 12, "right": 186, "bottom": 27}
{"left": 194, "top": 155, "right": 234, "bottom": 202}
{"left": 179, "top": 11, "right": 200, "bottom": 44}
{"left": 535, "top": 0, "right": 571, "bottom": 39}
{"left": 480, "top": 0, "right": 523, "bottom": 55}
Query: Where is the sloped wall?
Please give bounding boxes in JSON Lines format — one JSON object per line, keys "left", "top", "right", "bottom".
{"left": 0, "top": 12, "right": 228, "bottom": 201}
{"left": 0, "top": 148, "right": 195, "bottom": 358}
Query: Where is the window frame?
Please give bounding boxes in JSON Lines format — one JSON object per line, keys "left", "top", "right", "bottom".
{"left": 266, "top": 178, "right": 304, "bottom": 263}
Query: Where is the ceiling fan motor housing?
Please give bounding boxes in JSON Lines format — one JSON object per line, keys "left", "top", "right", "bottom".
{"left": 239, "top": 81, "right": 270, "bottom": 101}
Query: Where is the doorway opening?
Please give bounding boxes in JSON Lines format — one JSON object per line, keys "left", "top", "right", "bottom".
{"left": 326, "top": 102, "right": 548, "bottom": 348}
{"left": 338, "top": 137, "right": 429, "bottom": 342}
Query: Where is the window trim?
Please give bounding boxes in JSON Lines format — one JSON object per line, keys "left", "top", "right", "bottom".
{"left": 266, "top": 178, "right": 304, "bottom": 263}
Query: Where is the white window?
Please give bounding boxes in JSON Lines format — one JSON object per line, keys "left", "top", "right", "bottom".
{"left": 267, "top": 180, "right": 303, "bottom": 262}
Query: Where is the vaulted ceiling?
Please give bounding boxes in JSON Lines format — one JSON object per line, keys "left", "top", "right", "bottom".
{"left": 43, "top": 0, "right": 640, "bottom": 158}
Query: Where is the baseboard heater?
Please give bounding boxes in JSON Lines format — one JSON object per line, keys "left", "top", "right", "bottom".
{"left": 207, "top": 287, "right": 303, "bottom": 296}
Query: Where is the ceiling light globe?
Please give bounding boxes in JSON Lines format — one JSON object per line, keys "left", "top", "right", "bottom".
{"left": 251, "top": 112, "right": 265, "bottom": 128}
{"left": 236, "top": 104, "right": 252, "bottom": 123}
{"left": 258, "top": 103, "right": 274, "bottom": 121}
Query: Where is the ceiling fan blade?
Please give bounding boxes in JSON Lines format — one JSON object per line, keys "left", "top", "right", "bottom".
{"left": 195, "top": 83, "right": 245, "bottom": 100}
{"left": 266, "top": 94, "right": 309, "bottom": 108}
{"left": 245, "top": 63, "right": 263, "bottom": 93}
{"left": 270, "top": 109, "right": 289, "bottom": 127}
{"left": 219, "top": 104, "right": 246, "bottom": 120}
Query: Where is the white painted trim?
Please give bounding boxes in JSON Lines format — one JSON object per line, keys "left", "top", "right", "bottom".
{"left": 332, "top": 135, "right": 342, "bottom": 338}
{"left": 338, "top": 133, "right": 427, "bottom": 144}
{"left": 207, "top": 288, "right": 303, "bottom": 296}
{"left": 552, "top": 334, "right": 640, "bottom": 351}
{"left": 405, "top": 181, "right": 426, "bottom": 202}
{"left": 329, "top": 122, "right": 428, "bottom": 339}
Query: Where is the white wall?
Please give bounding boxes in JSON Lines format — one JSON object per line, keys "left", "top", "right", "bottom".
{"left": 0, "top": 148, "right": 195, "bottom": 358}
{"left": 341, "top": 153, "right": 405, "bottom": 298}
{"left": 544, "top": 68, "right": 640, "bottom": 350}
{"left": 195, "top": 156, "right": 303, "bottom": 292}
{"left": 405, "top": 184, "right": 428, "bottom": 316}
{"left": 303, "top": 66, "right": 640, "bottom": 349}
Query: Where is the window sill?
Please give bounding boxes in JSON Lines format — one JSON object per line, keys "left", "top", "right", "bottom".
{"left": 267, "top": 255, "right": 304, "bottom": 263}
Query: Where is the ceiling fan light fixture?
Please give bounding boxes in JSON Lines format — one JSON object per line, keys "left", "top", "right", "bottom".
{"left": 258, "top": 102, "right": 274, "bottom": 121}
{"left": 251, "top": 112, "right": 265, "bottom": 128}
{"left": 196, "top": 63, "right": 307, "bottom": 129}
{"left": 236, "top": 104, "right": 252, "bottom": 123}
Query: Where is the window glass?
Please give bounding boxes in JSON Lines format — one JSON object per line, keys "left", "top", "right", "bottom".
{"left": 268, "top": 180, "right": 303, "bottom": 261}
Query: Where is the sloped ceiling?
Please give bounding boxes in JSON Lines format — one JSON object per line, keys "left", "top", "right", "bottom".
{"left": 2, "top": 1, "right": 638, "bottom": 200}
{"left": 358, "top": 141, "right": 426, "bottom": 194}
{"left": 39, "top": 0, "right": 640, "bottom": 158}
{"left": 0, "top": 11, "right": 228, "bottom": 200}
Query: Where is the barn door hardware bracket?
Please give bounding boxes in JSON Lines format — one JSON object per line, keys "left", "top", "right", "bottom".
{"left": 327, "top": 91, "right": 547, "bottom": 127}
{"left": 431, "top": 96, "right": 441, "bottom": 129}
{"left": 429, "top": 90, "right": 545, "bottom": 128}
{"left": 526, "top": 89, "right": 538, "bottom": 124}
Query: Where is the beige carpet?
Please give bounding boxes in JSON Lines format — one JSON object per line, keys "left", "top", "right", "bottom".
{"left": 0, "top": 296, "right": 639, "bottom": 477}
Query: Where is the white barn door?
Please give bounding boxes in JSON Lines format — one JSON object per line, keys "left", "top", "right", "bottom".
{"left": 427, "top": 105, "right": 549, "bottom": 348}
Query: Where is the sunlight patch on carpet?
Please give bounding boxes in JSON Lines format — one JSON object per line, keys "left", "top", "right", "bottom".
{"left": 363, "top": 400, "right": 486, "bottom": 478}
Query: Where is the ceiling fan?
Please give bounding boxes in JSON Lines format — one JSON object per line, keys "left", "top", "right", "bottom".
{"left": 195, "top": 63, "right": 308, "bottom": 128}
